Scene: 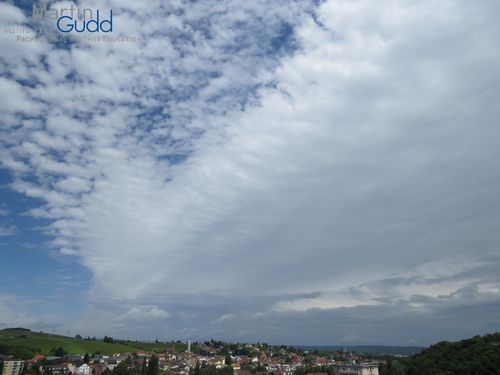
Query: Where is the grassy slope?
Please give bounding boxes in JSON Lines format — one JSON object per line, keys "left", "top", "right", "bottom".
{"left": 0, "top": 329, "right": 184, "bottom": 355}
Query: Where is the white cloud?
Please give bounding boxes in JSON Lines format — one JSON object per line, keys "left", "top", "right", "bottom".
{"left": 212, "top": 314, "right": 235, "bottom": 324}
{"left": 273, "top": 294, "right": 380, "bottom": 312}
{"left": 0, "top": 293, "right": 63, "bottom": 331}
{"left": 1, "top": 0, "right": 500, "bottom": 344}
{"left": 120, "top": 306, "right": 170, "bottom": 321}
{"left": 0, "top": 225, "right": 16, "bottom": 236}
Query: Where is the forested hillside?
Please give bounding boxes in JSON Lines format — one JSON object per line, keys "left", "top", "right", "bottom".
{"left": 380, "top": 333, "right": 500, "bottom": 375}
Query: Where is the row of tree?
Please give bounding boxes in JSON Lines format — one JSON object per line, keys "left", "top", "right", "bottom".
{"left": 101, "top": 355, "right": 161, "bottom": 375}
{"left": 0, "top": 343, "right": 41, "bottom": 360}
{"left": 189, "top": 362, "right": 233, "bottom": 375}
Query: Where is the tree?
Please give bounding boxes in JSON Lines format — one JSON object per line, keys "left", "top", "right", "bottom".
{"left": 84, "top": 353, "right": 90, "bottom": 364}
{"left": 225, "top": 355, "right": 232, "bottom": 366}
{"left": 103, "top": 336, "right": 115, "bottom": 343}
{"left": 51, "top": 347, "right": 66, "bottom": 357}
{"left": 218, "top": 366, "right": 233, "bottom": 375}
{"left": 147, "top": 355, "right": 159, "bottom": 375}
{"left": 111, "top": 362, "right": 130, "bottom": 375}
{"left": 8, "top": 347, "right": 34, "bottom": 360}
{"left": 191, "top": 362, "right": 202, "bottom": 375}
{"left": 75, "top": 335, "right": 82, "bottom": 340}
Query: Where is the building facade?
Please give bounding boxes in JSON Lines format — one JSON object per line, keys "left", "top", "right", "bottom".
{"left": 2, "top": 361, "right": 25, "bottom": 375}
{"left": 333, "top": 364, "right": 379, "bottom": 375}
{"left": 77, "top": 363, "right": 91, "bottom": 375}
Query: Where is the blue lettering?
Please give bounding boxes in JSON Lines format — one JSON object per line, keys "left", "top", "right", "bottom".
{"left": 74, "top": 19, "right": 86, "bottom": 32}
{"left": 56, "top": 9, "right": 112, "bottom": 33}
{"left": 100, "top": 10, "right": 112, "bottom": 33}
{"left": 56, "top": 16, "right": 73, "bottom": 32}
{"left": 86, "top": 9, "right": 99, "bottom": 32}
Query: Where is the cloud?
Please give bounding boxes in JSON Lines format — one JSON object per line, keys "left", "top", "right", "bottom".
{"left": 1, "top": 0, "right": 500, "bottom": 345}
{"left": 272, "top": 293, "right": 380, "bottom": 312}
{"left": 212, "top": 314, "right": 235, "bottom": 324}
{"left": 120, "top": 306, "right": 170, "bottom": 321}
{"left": 0, "top": 293, "right": 63, "bottom": 331}
{"left": 0, "top": 225, "right": 16, "bottom": 236}
{"left": 272, "top": 258, "right": 500, "bottom": 313}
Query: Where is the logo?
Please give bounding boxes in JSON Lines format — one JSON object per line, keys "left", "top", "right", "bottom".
{"left": 32, "top": 3, "right": 113, "bottom": 33}
{"left": 57, "top": 10, "right": 112, "bottom": 33}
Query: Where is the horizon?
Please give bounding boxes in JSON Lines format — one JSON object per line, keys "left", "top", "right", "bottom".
{"left": 5, "top": 326, "right": 491, "bottom": 349}
{"left": 1, "top": 0, "right": 500, "bottom": 347}
{"left": 1, "top": 326, "right": 430, "bottom": 356}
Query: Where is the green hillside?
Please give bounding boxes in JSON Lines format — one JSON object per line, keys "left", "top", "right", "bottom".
{"left": 380, "top": 333, "right": 500, "bottom": 375}
{"left": 0, "top": 328, "right": 186, "bottom": 358}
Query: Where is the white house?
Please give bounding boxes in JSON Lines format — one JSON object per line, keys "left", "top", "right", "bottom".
{"left": 2, "top": 361, "right": 24, "bottom": 375}
{"left": 333, "top": 363, "right": 379, "bottom": 375}
{"left": 67, "top": 364, "right": 78, "bottom": 374}
{"left": 77, "top": 364, "right": 91, "bottom": 375}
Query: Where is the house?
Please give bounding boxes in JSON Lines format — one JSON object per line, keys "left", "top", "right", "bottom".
{"left": 158, "top": 359, "right": 170, "bottom": 371}
{"left": 89, "top": 356, "right": 104, "bottom": 364}
{"left": 44, "top": 364, "right": 69, "bottom": 375}
{"left": 90, "top": 363, "right": 106, "bottom": 375}
{"left": 231, "top": 363, "right": 241, "bottom": 370}
{"left": 23, "top": 359, "right": 36, "bottom": 371}
{"left": 314, "top": 357, "right": 329, "bottom": 366}
{"left": 2, "top": 360, "right": 25, "bottom": 375}
{"left": 333, "top": 364, "right": 379, "bottom": 375}
{"left": 63, "top": 356, "right": 83, "bottom": 363}
{"left": 77, "top": 363, "right": 91, "bottom": 375}
{"left": 46, "top": 357, "right": 63, "bottom": 363}
{"left": 105, "top": 362, "right": 119, "bottom": 371}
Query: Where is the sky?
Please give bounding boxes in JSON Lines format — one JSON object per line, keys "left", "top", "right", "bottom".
{"left": 0, "top": 0, "right": 500, "bottom": 346}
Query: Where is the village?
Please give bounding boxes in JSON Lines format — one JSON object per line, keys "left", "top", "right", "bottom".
{"left": 1, "top": 340, "right": 381, "bottom": 375}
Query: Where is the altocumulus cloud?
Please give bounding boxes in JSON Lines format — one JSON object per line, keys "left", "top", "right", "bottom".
{"left": 1, "top": 0, "right": 500, "bottom": 345}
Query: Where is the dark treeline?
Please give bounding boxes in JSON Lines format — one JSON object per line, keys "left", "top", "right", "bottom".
{"left": 294, "top": 365, "right": 336, "bottom": 375}
{"left": 189, "top": 362, "right": 233, "bottom": 375}
{"left": 102, "top": 355, "right": 161, "bottom": 375}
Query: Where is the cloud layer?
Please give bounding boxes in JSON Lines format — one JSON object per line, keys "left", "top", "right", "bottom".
{"left": 1, "top": 0, "right": 500, "bottom": 345}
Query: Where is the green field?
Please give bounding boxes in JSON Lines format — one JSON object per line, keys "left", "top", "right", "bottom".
{"left": 0, "top": 328, "right": 187, "bottom": 356}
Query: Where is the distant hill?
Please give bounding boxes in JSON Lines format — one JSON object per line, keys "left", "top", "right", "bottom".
{"left": 294, "top": 345, "right": 424, "bottom": 356}
{"left": 398, "top": 333, "right": 500, "bottom": 375}
{"left": 0, "top": 328, "right": 186, "bottom": 358}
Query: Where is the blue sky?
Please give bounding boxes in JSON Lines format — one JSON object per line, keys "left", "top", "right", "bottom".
{"left": 0, "top": 167, "right": 88, "bottom": 330}
{"left": 1, "top": 0, "right": 500, "bottom": 345}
